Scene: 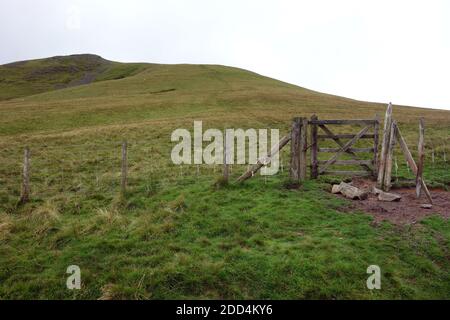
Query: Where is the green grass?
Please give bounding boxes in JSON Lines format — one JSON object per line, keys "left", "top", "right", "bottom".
{"left": 0, "top": 54, "right": 148, "bottom": 101}
{"left": 0, "top": 55, "right": 449, "bottom": 299}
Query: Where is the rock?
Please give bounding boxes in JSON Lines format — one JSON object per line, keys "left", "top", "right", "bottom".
{"left": 338, "top": 182, "right": 368, "bottom": 200}
{"left": 377, "top": 191, "right": 402, "bottom": 202}
{"left": 372, "top": 187, "right": 383, "bottom": 195}
{"left": 332, "top": 184, "right": 342, "bottom": 194}
{"left": 421, "top": 204, "right": 433, "bottom": 209}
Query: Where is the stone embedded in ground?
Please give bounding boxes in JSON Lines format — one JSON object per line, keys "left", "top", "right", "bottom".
{"left": 335, "top": 182, "right": 368, "bottom": 200}
{"left": 420, "top": 204, "right": 433, "bottom": 209}
{"left": 372, "top": 187, "right": 383, "bottom": 195}
{"left": 332, "top": 184, "right": 342, "bottom": 194}
{"left": 377, "top": 191, "right": 402, "bottom": 202}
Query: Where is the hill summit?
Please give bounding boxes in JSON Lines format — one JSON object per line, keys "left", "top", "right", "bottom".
{"left": 0, "top": 54, "right": 147, "bottom": 100}
{"left": 1, "top": 54, "right": 449, "bottom": 138}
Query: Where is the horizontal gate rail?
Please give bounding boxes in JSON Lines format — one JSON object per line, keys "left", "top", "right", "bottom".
{"left": 318, "top": 160, "right": 373, "bottom": 166}
{"left": 321, "top": 171, "right": 372, "bottom": 176}
{"left": 309, "top": 119, "right": 378, "bottom": 125}
{"left": 319, "top": 147, "right": 374, "bottom": 153}
{"left": 318, "top": 134, "right": 375, "bottom": 140}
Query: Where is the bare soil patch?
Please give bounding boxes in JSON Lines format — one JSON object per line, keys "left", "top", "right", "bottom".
{"left": 336, "top": 178, "right": 450, "bottom": 225}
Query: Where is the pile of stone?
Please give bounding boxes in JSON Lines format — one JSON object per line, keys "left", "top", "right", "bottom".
{"left": 332, "top": 182, "right": 401, "bottom": 202}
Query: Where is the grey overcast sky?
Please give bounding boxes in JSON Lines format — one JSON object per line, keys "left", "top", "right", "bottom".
{"left": 1, "top": 0, "right": 450, "bottom": 110}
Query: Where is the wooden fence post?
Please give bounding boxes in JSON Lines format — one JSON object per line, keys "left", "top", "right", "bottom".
{"left": 237, "top": 134, "right": 292, "bottom": 183}
{"left": 19, "top": 147, "right": 31, "bottom": 204}
{"left": 395, "top": 124, "right": 433, "bottom": 204}
{"left": 290, "top": 117, "right": 301, "bottom": 182}
{"left": 310, "top": 115, "right": 319, "bottom": 179}
{"left": 416, "top": 118, "right": 425, "bottom": 198}
{"left": 299, "top": 117, "right": 308, "bottom": 181}
{"left": 377, "top": 103, "right": 393, "bottom": 188}
{"left": 121, "top": 141, "right": 128, "bottom": 194}
{"left": 383, "top": 121, "right": 397, "bottom": 191}
{"left": 373, "top": 114, "right": 380, "bottom": 178}
{"left": 223, "top": 132, "right": 229, "bottom": 182}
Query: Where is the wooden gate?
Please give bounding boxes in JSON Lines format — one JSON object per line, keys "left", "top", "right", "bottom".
{"left": 309, "top": 116, "right": 380, "bottom": 178}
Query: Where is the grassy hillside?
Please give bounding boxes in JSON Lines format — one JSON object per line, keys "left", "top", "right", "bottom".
{"left": 0, "top": 54, "right": 148, "bottom": 101}
{"left": 0, "top": 56, "right": 449, "bottom": 299}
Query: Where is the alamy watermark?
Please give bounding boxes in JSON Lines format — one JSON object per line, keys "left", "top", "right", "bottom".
{"left": 366, "top": 265, "right": 381, "bottom": 290}
{"left": 171, "top": 121, "right": 280, "bottom": 175}
{"left": 66, "top": 265, "right": 81, "bottom": 290}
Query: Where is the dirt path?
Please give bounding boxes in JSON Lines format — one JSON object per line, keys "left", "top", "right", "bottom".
{"left": 338, "top": 178, "right": 450, "bottom": 225}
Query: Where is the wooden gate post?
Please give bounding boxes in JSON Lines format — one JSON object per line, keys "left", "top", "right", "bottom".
{"left": 290, "top": 118, "right": 301, "bottom": 182}
{"left": 299, "top": 117, "right": 308, "bottom": 181}
{"left": 383, "top": 121, "right": 397, "bottom": 191}
{"left": 19, "top": 147, "right": 31, "bottom": 204}
{"left": 310, "top": 115, "right": 319, "bottom": 179}
{"left": 416, "top": 118, "right": 425, "bottom": 198}
{"left": 373, "top": 114, "right": 380, "bottom": 177}
{"left": 377, "top": 103, "right": 393, "bottom": 188}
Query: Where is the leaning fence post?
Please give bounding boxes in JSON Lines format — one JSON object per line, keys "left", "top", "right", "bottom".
{"left": 299, "top": 117, "right": 308, "bottom": 181}
{"left": 395, "top": 124, "right": 433, "bottom": 204}
{"left": 121, "top": 141, "right": 128, "bottom": 194}
{"left": 236, "top": 134, "right": 291, "bottom": 183}
{"left": 19, "top": 147, "right": 31, "bottom": 204}
{"left": 290, "top": 117, "right": 301, "bottom": 182}
{"left": 416, "top": 118, "right": 425, "bottom": 198}
{"left": 310, "top": 115, "right": 319, "bottom": 179}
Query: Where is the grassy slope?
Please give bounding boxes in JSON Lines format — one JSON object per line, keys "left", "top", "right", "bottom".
{"left": 0, "top": 54, "right": 148, "bottom": 101}
{"left": 0, "top": 57, "right": 449, "bottom": 299}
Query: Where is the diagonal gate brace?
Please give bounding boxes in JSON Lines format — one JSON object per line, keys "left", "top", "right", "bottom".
{"left": 318, "top": 124, "right": 374, "bottom": 174}
{"left": 319, "top": 126, "right": 371, "bottom": 174}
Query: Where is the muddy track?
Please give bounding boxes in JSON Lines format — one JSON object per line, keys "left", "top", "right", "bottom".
{"left": 338, "top": 178, "right": 450, "bottom": 225}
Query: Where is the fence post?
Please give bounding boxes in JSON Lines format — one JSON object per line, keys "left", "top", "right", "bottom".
{"left": 236, "top": 134, "right": 291, "bottom": 183}
{"left": 395, "top": 124, "right": 433, "bottom": 204}
{"left": 416, "top": 118, "right": 425, "bottom": 198}
{"left": 383, "top": 121, "right": 397, "bottom": 191}
{"left": 19, "top": 147, "right": 31, "bottom": 204}
{"left": 373, "top": 114, "right": 380, "bottom": 178}
{"left": 310, "top": 115, "right": 319, "bottom": 179}
{"left": 290, "top": 117, "right": 301, "bottom": 182}
{"left": 377, "top": 103, "right": 393, "bottom": 189}
{"left": 223, "top": 131, "right": 229, "bottom": 182}
{"left": 121, "top": 141, "right": 128, "bottom": 195}
{"left": 299, "top": 117, "right": 308, "bottom": 181}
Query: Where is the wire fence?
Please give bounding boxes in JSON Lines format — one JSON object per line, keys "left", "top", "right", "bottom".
{"left": 0, "top": 131, "right": 448, "bottom": 210}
